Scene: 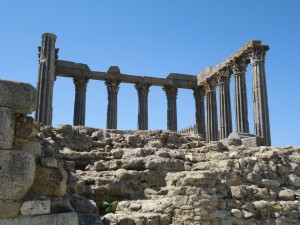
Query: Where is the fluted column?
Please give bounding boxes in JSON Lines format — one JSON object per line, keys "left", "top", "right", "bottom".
{"left": 35, "top": 33, "right": 58, "bottom": 125}
{"left": 163, "top": 85, "right": 178, "bottom": 131}
{"left": 248, "top": 46, "right": 271, "bottom": 146}
{"left": 193, "top": 85, "right": 206, "bottom": 138}
{"left": 135, "top": 82, "right": 151, "bottom": 130}
{"left": 105, "top": 79, "right": 120, "bottom": 129}
{"left": 73, "top": 76, "right": 89, "bottom": 126}
{"left": 231, "top": 57, "right": 249, "bottom": 133}
{"left": 218, "top": 70, "right": 232, "bottom": 139}
{"left": 204, "top": 79, "right": 218, "bottom": 142}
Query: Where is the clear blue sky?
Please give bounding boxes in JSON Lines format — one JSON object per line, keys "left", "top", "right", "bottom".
{"left": 1, "top": 1, "right": 299, "bottom": 146}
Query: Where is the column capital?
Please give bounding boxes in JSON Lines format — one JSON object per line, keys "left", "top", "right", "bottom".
{"left": 134, "top": 82, "right": 151, "bottom": 97}
{"left": 230, "top": 56, "right": 248, "bottom": 74}
{"left": 193, "top": 85, "right": 206, "bottom": 98}
{"left": 217, "top": 68, "right": 231, "bottom": 85}
{"left": 163, "top": 85, "right": 178, "bottom": 98}
{"left": 247, "top": 45, "right": 269, "bottom": 65}
{"left": 203, "top": 78, "right": 217, "bottom": 93}
{"left": 73, "top": 76, "right": 89, "bottom": 90}
{"left": 105, "top": 79, "right": 120, "bottom": 92}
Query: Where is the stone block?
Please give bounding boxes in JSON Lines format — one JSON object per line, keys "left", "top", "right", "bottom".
{"left": 242, "top": 137, "right": 262, "bottom": 147}
{"left": 0, "top": 107, "right": 15, "bottom": 149}
{"left": 20, "top": 200, "right": 50, "bottom": 216}
{"left": 278, "top": 189, "right": 295, "bottom": 201}
{"left": 41, "top": 157, "right": 58, "bottom": 168}
{"left": 0, "top": 201, "right": 21, "bottom": 219}
{"left": 0, "top": 79, "right": 36, "bottom": 114}
{"left": 288, "top": 174, "right": 300, "bottom": 187}
{"left": 29, "top": 165, "right": 67, "bottom": 197}
{"left": 0, "top": 150, "right": 36, "bottom": 200}
{"left": 14, "top": 116, "right": 38, "bottom": 147}
{"left": 0, "top": 212, "right": 79, "bottom": 225}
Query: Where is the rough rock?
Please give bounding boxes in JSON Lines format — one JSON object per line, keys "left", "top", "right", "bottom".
{"left": 29, "top": 165, "right": 67, "bottom": 197}
{"left": 20, "top": 200, "right": 50, "bottom": 216}
{"left": 0, "top": 107, "right": 15, "bottom": 149}
{"left": 0, "top": 79, "right": 37, "bottom": 114}
{"left": 0, "top": 201, "right": 21, "bottom": 219}
{"left": 0, "top": 212, "right": 79, "bottom": 225}
{"left": 0, "top": 150, "right": 36, "bottom": 200}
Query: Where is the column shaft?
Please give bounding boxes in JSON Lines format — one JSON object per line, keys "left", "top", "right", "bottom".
{"left": 35, "top": 33, "right": 58, "bottom": 125}
{"left": 205, "top": 79, "right": 218, "bottom": 142}
{"left": 218, "top": 74, "right": 232, "bottom": 139}
{"left": 231, "top": 58, "right": 249, "bottom": 133}
{"left": 135, "top": 83, "right": 151, "bottom": 130}
{"left": 193, "top": 86, "right": 206, "bottom": 138}
{"left": 105, "top": 79, "right": 120, "bottom": 129}
{"left": 249, "top": 46, "right": 271, "bottom": 146}
{"left": 163, "top": 85, "right": 178, "bottom": 131}
{"left": 73, "top": 77, "right": 89, "bottom": 126}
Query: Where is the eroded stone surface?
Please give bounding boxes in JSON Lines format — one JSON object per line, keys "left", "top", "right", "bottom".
{"left": 36, "top": 126, "right": 300, "bottom": 225}
{"left": 0, "top": 150, "right": 36, "bottom": 200}
{"left": 0, "top": 212, "right": 79, "bottom": 225}
{"left": 20, "top": 200, "right": 50, "bottom": 216}
{"left": 0, "top": 79, "right": 36, "bottom": 114}
{"left": 0, "top": 107, "right": 15, "bottom": 149}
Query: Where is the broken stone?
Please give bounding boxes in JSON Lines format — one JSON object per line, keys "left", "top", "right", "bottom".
{"left": 20, "top": 200, "right": 50, "bottom": 216}
{"left": 0, "top": 79, "right": 37, "bottom": 114}
{"left": 288, "top": 174, "right": 300, "bottom": 187}
{"left": 29, "top": 165, "right": 67, "bottom": 197}
{"left": 279, "top": 189, "right": 295, "bottom": 201}
{"left": 0, "top": 150, "right": 36, "bottom": 200}
{"left": 0, "top": 201, "right": 21, "bottom": 219}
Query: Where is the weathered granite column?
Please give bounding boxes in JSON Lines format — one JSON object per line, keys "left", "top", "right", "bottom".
{"left": 248, "top": 46, "right": 271, "bottom": 146}
{"left": 218, "top": 70, "right": 233, "bottom": 139}
{"left": 204, "top": 79, "right": 218, "bottom": 142}
{"left": 35, "top": 33, "right": 58, "bottom": 125}
{"left": 163, "top": 85, "right": 178, "bottom": 131}
{"left": 105, "top": 79, "right": 120, "bottom": 129}
{"left": 193, "top": 85, "right": 206, "bottom": 138}
{"left": 231, "top": 57, "right": 249, "bottom": 133}
{"left": 135, "top": 82, "right": 151, "bottom": 130}
{"left": 73, "top": 76, "right": 89, "bottom": 126}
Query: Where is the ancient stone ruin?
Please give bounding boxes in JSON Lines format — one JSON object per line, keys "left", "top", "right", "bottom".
{"left": 35, "top": 33, "right": 270, "bottom": 146}
{"left": 1, "top": 34, "right": 299, "bottom": 225}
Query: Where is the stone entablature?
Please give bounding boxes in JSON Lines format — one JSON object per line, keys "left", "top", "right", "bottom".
{"left": 35, "top": 33, "right": 271, "bottom": 146}
{"left": 56, "top": 60, "right": 197, "bottom": 89}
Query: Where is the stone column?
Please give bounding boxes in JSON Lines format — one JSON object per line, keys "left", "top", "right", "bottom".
{"left": 35, "top": 33, "right": 58, "bottom": 125}
{"left": 218, "top": 70, "right": 232, "bottom": 139}
{"left": 231, "top": 57, "right": 249, "bottom": 133}
{"left": 163, "top": 85, "right": 178, "bottom": 131}
{"left": 135, "top": 82, "right": 151, "bottom": 130}
{"left": 105, "top": 79, "right": 120, "bottom": 129}
{"left": 73, "top": 76, "right": 89, "bottom": 126}
{"left": 193, "top": 85, "right": 206, "bottom": 138}
{"left": 204, "top": 79, "right": 218, "bottom": 142}
{"left": 248, "top": 46, "right": 271, "bottom": 146}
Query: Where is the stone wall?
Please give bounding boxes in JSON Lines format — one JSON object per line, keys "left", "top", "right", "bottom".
{"left": 0, "top": 79, "right": 86, "bottom": 225}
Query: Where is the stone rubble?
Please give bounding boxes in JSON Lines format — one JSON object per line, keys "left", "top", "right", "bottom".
{"left": 35, "top": 125, "right": 300, "bottom": 225}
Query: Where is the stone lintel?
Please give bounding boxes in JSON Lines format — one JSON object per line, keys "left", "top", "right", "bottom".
{"left": 55, "top": 60, "right": 197, "bottom": 89}
{"left": 197, "top": 40, "right": 266, "bottom": 85}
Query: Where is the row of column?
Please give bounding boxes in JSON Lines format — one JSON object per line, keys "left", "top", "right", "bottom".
{"left": 203, "top": 47, "right": 271, "bottom": 146}
{"left": 35, "top": 33, "right": 271, "bottom": 146}
{"left": 72, "top": 79, "right": 180, "bottom": 131}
